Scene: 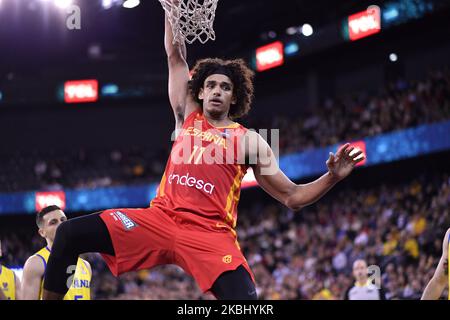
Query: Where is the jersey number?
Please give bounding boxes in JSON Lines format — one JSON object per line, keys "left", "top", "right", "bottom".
{"left": 188, "top": 145, "right": 206, "bottom": 164}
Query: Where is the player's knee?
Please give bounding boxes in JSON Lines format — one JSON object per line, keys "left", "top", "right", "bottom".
{"left": 53, "top": 220, "right": 77, "bottom": 254}
{"left": 213, "top": 267, "right": 258, "bottom": 300}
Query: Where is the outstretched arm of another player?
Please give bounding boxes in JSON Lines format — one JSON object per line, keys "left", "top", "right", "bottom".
{"left": 21, "top": 255, "right": 45, "bottom": 300}
{"left": 421, "top": 228, "right": 449, "bottom": 300}
{"left": 251, "top": 133, "right": 363, "bottom": 211}
{"left": 164, "top": 0, "right": 200, "bottom": 130}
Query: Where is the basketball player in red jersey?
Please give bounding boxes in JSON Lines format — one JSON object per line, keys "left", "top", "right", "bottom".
{"left": 42, "top": 7, "right": 364, "bottom": 300}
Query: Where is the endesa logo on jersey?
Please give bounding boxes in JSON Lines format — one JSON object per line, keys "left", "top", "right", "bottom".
{"left": 168, "top": 172, "right": 215, "bottom": 195}
{"left": 348, "top": 6, "right": 381, "bottom": 41}
{"left": 64, "top": 79, "right": 98, "bottom": 103}
{"left": 35, "top": 191, "right": 66, "bottom": 211}
{"left": 256, "top": 41, "right": 284, "bottom": 72}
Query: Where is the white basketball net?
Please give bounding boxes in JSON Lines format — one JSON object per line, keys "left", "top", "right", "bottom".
{"left": 159, "top": 0, "right": 219, "bottom": 45}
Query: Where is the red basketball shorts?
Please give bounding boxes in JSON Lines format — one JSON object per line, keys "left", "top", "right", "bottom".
{"left": 99, "top": 206, "right": 254, "bottom": 293}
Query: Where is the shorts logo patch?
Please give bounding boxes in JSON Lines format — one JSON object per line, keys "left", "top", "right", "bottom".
{"left": 111, "top": 211, "right": 138, "bottom": 230}
{"left": 222, "top": 255, "right": 232, "bottom": 264}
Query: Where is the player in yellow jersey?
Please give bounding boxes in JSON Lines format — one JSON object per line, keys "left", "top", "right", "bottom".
{"left": 421, "top": 228, "right": 450, "bottom": 300}
{"left": 21, "top": 206, "right": 92, "bottom": 300}
{"left": 0, "top": 240, "right": 21, "bottom": 300}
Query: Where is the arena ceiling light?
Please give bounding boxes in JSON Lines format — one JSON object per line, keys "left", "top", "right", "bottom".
{"left": 389, "top": 53, "right": 398, "bottom": 62}
{"left": 284, "top": 42, "right": 299, "bottom": 56}
{"left": 123, "top": 0, "right": 140, "bottom": 9}
{"left": 102, "top": 0, "right": 123, "bottom": 10}
{"left": 301, "top": 24, "right": 313, "bottom": 37}
{"left": 54, "top": 0, "right": 73, "bottom": 9}
{"left": 102, "top": 0, "right": 114, "bottom": 9}
{"left": 383, "top": 6, "right": 399, "bottom": 22}
{"left": 286, "top": 26, "right": 299, "bottom": 36}
{"left": 101, "top": 84, "right": 119, "bottom": 96}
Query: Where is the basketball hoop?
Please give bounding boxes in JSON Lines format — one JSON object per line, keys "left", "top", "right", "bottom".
{"left": 159, "top": 0, "right": 219, "bottom": 45}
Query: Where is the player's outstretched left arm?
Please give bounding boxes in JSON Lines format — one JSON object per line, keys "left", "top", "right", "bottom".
{"left": 249, "top": 132, "right": 364, "bottom": 211}
{"left": 421, "top": 228, "right": 449, "bottom": 300}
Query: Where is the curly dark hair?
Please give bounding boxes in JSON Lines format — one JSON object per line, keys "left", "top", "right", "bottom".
{"left": 188, "top": 58, "right": 255, "bottom": 120}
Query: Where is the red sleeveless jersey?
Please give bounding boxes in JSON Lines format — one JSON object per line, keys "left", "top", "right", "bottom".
{"left": 151, "top": 111, "right": 249, "bottom": 230}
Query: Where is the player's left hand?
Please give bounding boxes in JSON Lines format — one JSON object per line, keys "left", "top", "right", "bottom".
{"left": 326, "top": 143, "right": 365, "bottom": 181}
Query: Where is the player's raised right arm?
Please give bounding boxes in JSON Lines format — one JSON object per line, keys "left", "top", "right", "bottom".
{"left": 421, "top": 228, "right": 449, "bottom": 300}
{"left": 21, "top": 255, "right": 45, "bottom": 300}
{"left": 164, "top": 9, "right": 199, "bottom": 130}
